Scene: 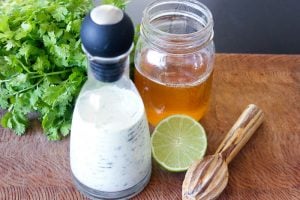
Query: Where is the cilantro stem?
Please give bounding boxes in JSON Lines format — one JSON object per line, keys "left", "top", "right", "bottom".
{"left": 8, "top": 104, "right": 14, "bottom": 112}
{"left": 30, "top": 69, "right": 72, "bottom": 79}
{"left": 16, "top": 59, "right": 35, "bottom": 74}
{"left": 0, "top": 79, "right": 11, "bottom": 83}
{"left": 12, "top": 78, "right": 44, "bottom": 96}
{"left": 0, "top": 74, "right": 19, "bottom": 83}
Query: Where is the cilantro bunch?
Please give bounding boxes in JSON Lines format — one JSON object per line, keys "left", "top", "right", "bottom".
{"left": 0, "top": 0, "right": 127, "bottom": 140}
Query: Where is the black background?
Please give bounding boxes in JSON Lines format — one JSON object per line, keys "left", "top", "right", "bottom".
{"left": 200, "top": 0, "right": 300, "bottom": 54}
{"left": 127, "top": 0, "right": 300, "bottom": 54}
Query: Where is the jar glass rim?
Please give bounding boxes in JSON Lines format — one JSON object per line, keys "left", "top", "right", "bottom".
{"left": 142, "top": 0, "right": 214, "bottom": 38}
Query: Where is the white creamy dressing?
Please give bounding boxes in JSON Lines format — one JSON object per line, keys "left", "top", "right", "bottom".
{"left": 70, "top": 85, "right": 151, "bottom": 192}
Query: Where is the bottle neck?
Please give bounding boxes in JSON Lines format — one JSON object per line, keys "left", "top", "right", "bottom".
{"left": 83, "top": 43, "right": 132, "bottom": 83}
{"left": 87, "top": 57, "right": 129, "bottom": 83}
{"left": 140, "top": 0, "right": 214, "bottom": 53}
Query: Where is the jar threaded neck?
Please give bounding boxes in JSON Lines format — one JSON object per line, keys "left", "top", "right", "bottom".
{"left": 140, "top": 0, "right": 214, "bottom": 53}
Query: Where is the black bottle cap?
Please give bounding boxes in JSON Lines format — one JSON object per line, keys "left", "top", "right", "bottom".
{"left": 81, "top": 5, "right": 134, "bottom": 58}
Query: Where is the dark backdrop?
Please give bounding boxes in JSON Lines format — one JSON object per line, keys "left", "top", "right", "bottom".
{"left": 201, "top": 0, "right": 300, "bottom": 54}
{"left": 127, "top": 0, "right": 300, "bottom": 54}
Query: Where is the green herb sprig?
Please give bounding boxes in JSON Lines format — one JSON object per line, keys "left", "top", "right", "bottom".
{"left": 0, "top": 0, "right": 129, "bottom": 140}
{"left": 102, "top": 0, "right": 129, "bottom": 10}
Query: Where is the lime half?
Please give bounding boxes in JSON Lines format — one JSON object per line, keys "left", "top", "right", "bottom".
{"left": 151, "top": 115, "right": 207, "bottom": 172}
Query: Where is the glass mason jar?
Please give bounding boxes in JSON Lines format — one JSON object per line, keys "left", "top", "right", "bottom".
{"left": 134, "top": 0, "right": 215, "bottom": 126}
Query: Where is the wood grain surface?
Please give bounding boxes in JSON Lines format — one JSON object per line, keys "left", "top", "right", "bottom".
{"left": 0, "top": 54, "right": 299, "bottom": 200}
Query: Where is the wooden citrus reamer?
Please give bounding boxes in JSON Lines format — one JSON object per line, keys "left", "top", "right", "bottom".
{"left": 182, "top": 104, "right": 264, "bottom": 200}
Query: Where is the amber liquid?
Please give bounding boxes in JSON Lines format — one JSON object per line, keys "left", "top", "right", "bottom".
{"left": 134, "top": 69, "right": 213, "bottom": 126}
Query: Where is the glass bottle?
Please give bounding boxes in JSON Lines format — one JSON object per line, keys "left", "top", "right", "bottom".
{"left": 70, "top": 5, "right": 151, "bottom": 199}
{"left": 135, "top": 0, "right": 215, "bottom": 126}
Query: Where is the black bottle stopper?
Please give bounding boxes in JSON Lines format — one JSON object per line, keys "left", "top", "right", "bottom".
{"left": 81, "top": 5, "right": 135, "bottom": 82}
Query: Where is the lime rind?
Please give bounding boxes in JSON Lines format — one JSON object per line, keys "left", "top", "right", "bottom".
{"left": 151, "top": 114, "right": 207, "bottom": 172}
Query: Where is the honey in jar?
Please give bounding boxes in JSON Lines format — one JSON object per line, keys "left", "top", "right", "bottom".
{"left": 134, "top": 0, "right": 215, "bottom": 126}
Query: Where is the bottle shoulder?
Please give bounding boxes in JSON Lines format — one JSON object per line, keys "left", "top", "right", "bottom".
{"left": 80, "top": 75, "right": 137, "bottom": 94}
{"left": 73, "top": 76, "right": 145, "bottom": 129}
{"left": 76, "top": 76, "right": 143, "bottom": 110}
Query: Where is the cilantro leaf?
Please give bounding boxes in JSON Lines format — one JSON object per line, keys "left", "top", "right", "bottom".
{"left": 1, "top": 111, "right": 28, "bottom": 135}
{"left": 102, "top": 0, "right": 129, "bottom": 9}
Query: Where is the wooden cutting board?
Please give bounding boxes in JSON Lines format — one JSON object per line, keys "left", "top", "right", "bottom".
{"left": 0, "top": 54, "right": 299, "bottom": 199}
